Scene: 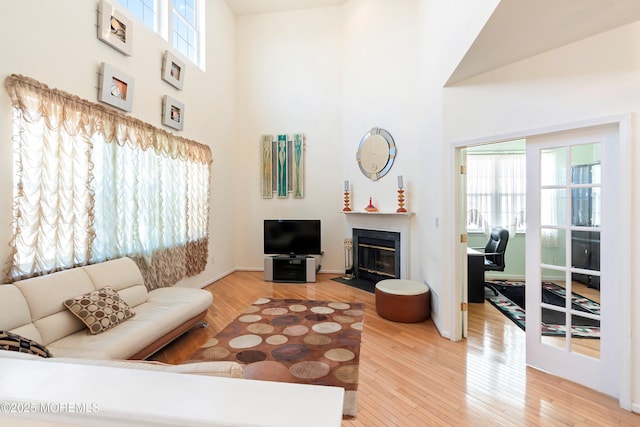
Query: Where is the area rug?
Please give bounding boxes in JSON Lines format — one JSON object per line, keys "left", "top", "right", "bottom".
{"left": 485, "top": 280, "right": 600, "bottom": 338}
{"left": 186, "top": 298, "right": 365, "bottom": 417}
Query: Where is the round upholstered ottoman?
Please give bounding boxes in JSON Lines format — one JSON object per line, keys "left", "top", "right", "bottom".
{"left": 375, "top": 279, "right": 431, "bottom": 323}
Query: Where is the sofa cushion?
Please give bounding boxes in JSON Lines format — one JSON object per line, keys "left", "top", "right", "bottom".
{"left": 0, "top": 285, "right": 32, "bottom": 330}
{"left": 48, "top": 287, "right": 212, "bottom": 360}
{"left": 82, "top": 258, "right": 148, "bottom": 307}
{"left": 14, "top": 268, "right": 97, "bottom": 344}
{"left": 64, "top": 287, "right": 135, "bottom": 335}
{"left": 0, "top": 284, "right": 43, "bottom": 344}
{"left": 0, "top": 331, "right": 52, "bottom": 358}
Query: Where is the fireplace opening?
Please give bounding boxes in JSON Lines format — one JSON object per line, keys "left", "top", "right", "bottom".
{"left": 352, "top": 228, "right": 400, "bottom": 289}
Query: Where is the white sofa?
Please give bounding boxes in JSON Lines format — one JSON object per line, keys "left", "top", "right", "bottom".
{"left": 0, "top": 355, "right": 344, "bottom": 426}
{"left": 0, "top": 257, "right": 214, "bottom": 360}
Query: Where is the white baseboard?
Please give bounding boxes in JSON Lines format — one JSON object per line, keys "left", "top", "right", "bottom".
{"left": 431, "top": 313, "right": 450, "bottom": 340}
{"left": 193, "top": 267, "right": 239, "bottom": 289}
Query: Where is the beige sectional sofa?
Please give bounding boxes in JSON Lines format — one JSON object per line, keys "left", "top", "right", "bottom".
{"left": 0, "top": 257, "right": 214, "bottom": 360}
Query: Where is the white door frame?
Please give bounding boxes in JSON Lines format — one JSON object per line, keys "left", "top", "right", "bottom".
{"left": 449, "top": 114, "right": 632, "bottom": 409}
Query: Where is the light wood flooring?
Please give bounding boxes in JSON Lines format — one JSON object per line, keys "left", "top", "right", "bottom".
{"left": 151, "top": 271, "right": 638, "bottom": 426}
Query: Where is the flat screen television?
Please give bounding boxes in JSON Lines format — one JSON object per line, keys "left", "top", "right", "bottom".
{"left": 264, "top": 219, "right": 321, "bottom": 256}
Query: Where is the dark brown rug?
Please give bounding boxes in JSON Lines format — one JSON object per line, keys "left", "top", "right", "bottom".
{"left": 186, "top": 297, "right": 365, "bottom": 417}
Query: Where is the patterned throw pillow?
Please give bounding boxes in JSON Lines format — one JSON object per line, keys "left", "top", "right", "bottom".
{"left": 64, "top": 287, "right": 135, "bottom": 335}
{"left": 0, "top": 330, "right": 53, "bottom": 358}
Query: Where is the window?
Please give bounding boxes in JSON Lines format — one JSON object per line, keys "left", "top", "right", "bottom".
{"left": 172, "top": 0, "right": 201, "bottom": 66}
{"left": 117, "top": 0, "right": 204, "bottom": 68}
{"left": 467, "top": 152, "right": 526, "bottom": 233}
{"left": 117, "top": 0, "right": 158, "bottom": 31}
{"left": 6, "top": 75, "right": 211, "bottom": 288}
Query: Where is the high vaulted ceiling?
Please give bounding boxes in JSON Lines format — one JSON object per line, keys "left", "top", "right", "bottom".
{"left": 224, "top": 0, "right": 347, "bottom": 16}
{"left": 223, "top": 0, "right": 640, "bottom": 85}
{"left": 447, "top": 0, "right": 640, "bottom": 84}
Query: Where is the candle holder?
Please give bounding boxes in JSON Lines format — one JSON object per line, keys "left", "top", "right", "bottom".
{"left": 396, "top": 188, "right": 407, "bottom": 212}
{"left": 343, "top": 191, "right": 352, "bottom": 212}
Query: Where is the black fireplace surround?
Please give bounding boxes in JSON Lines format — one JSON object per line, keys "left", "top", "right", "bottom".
{"left": 352, "top": 228, "right": 401, "bottom": 287}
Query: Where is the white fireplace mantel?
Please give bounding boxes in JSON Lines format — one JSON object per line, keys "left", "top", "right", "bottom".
{"left": 341, "top": 211, "right": 414, "bottom": 217}
{"left": 342, "top": 211, "right": 414, "bottom": 279}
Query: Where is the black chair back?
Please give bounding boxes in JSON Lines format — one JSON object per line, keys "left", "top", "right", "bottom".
{"left": 484, "top": 227, "right": 509, "bottom": 271}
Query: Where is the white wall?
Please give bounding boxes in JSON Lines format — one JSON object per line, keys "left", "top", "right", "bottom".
{"left": 341, "top": 0, "right": 423, "bottom": 211}
{"left": 442, "top": 20, "right": 640, "bottom": 411}
{"left": 234, "top": 1, "right": 428, "bottom": 283}
{"left": 234, "top": 6, "right": 344, "bottom": 272}
{"left": 409, "top": 0, "right": 500, "bottom": 336}
{"left": 0, "top": 0, "right": 237, "bottom": 287}
{"left": 341, "top": 0, "right": 424, "bottom": 279}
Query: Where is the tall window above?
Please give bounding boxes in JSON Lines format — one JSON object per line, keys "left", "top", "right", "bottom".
{"left": 467, "top": 150, "right": 526, "bottom": 234}
{"left": 117, "top": 0, "right": 204, "bottom": 68}
{"left": 117, "top": 0, "right": 158, "bottom": 31}
{"left": 172, "top": 0, "right": 201, "bottom": 66}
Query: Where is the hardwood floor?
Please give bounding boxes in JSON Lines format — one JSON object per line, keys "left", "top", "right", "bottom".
{"left": 151, "top": 271, "right": 638, "bottom": 426}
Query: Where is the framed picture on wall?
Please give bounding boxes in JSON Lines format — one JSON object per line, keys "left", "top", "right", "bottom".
{"left": 97, "top": 0, "right": 133, "bottom": 56}
{"left": 162, "top": 95, "right": 184, "bottom": 131}
{"left": 98, "top": 63, "right": 134, "bottom": 112}
{"left": 261, "top": 135, "right": 274, "bottom": 198}
{"left": 276, "top": 134, "right": 288, "bottom": 198}
{"left": 291, "top": 133, "right": 305, "bottom": 198}
{"left": 162, "top": 50, "right": 185, "bottom": 90}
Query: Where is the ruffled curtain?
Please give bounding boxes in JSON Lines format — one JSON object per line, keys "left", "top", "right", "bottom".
{"left": 5, "top": 75, "right": 211, "bottom": 289}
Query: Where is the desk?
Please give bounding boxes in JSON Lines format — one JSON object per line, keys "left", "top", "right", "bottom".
{"left": 467, "top": 248, "right": 485, "bottom": 303}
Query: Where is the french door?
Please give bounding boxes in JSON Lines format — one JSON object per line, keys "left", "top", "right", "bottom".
{"left": 525, "top": 124, "right": 620, "bottom": 397}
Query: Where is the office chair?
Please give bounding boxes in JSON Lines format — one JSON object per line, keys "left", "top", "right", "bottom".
{"left": 474, "top": 227, "right": 509, "bottom": 295}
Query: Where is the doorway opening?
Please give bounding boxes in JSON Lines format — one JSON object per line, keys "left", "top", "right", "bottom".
{"left": 463, "top": 139, "right": 530, "bottom": 359}
{"left": 464, "top": 137, "right": 602, "bottom": 359}
{"left": 455, "top": 119, "right": 630, "bottom": 402}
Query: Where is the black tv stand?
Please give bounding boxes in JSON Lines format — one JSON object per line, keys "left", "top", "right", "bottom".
{"left": 264, "top": 255, "right": 316, "bottom": 283}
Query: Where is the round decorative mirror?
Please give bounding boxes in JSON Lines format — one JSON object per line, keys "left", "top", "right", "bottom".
{"left": 356, "top": 127, "right": 396, "bottom": 181}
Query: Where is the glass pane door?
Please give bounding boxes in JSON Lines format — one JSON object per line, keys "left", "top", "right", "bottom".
{"left": 526, "top": 124, "right": 619, "bottom": 398}
{"left": 539, "top": 144, "right": 601, "bottom": 358}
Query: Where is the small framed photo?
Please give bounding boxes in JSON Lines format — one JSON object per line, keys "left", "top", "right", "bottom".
{"left": 162, "top": 50, "right": 185, "bottom": 90}
{"left": 97, "top": 0, "right": 133, "bottom": 56}
{"left": 98, "top": 63, "right": 135, "bottom": 112}
{"left": 162, "top": 95, "right": 184, "bottom": 131}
